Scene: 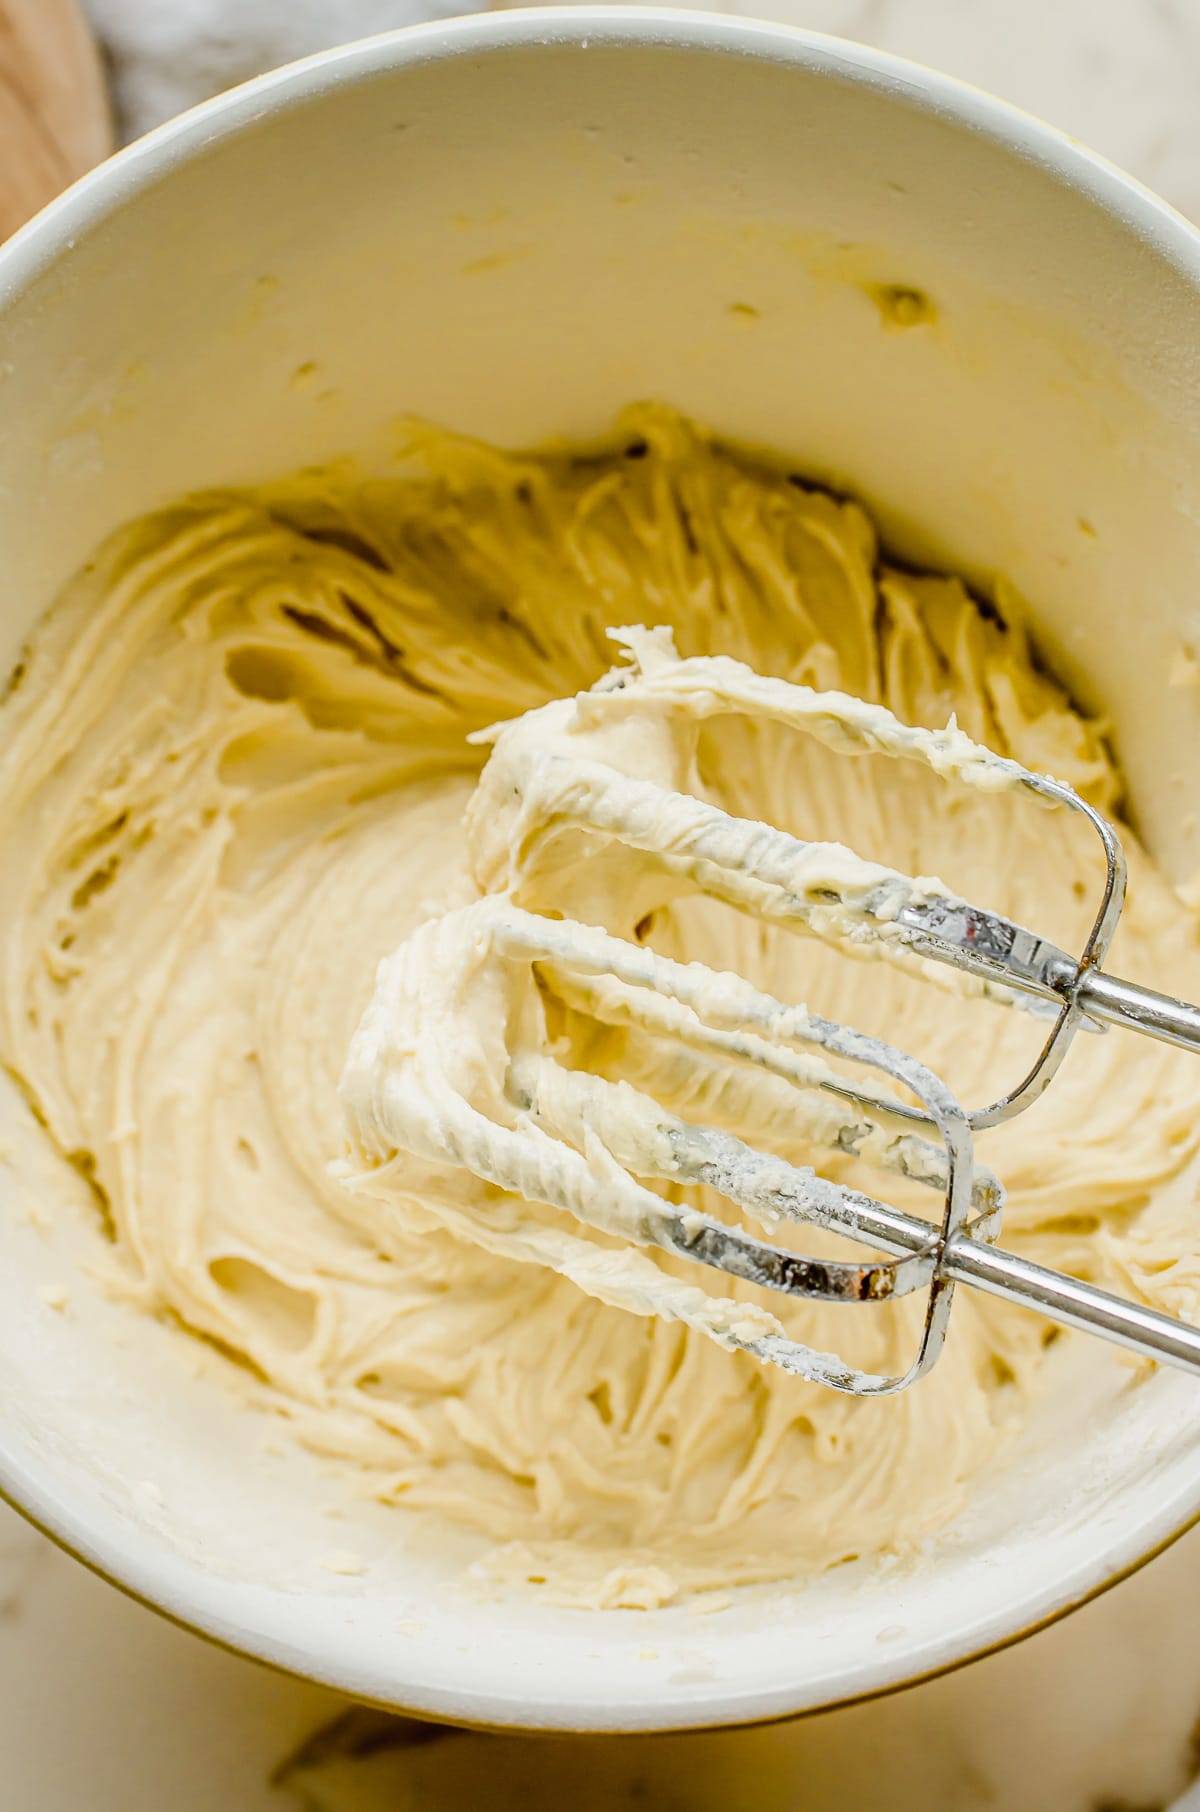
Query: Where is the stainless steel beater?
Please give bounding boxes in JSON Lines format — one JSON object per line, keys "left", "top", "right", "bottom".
{"left": 343, "top": 641, "right": 1200, "bottom": 1395}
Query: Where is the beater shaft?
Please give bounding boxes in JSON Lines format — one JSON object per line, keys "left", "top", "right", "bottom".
{"left": 1074, "top": 968, "right": 1200, "bottom": 1052}
{"left": 945, "top": 1236, "right": 1200, "bottom": 1375}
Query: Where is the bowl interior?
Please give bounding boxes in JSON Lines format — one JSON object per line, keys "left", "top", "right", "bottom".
{"left": 2, "top": 11, "right": 1200, "bottom": 1729}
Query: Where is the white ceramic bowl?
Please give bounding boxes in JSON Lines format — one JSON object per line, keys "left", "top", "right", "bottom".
{"left": 2, "top": 7, "right": 1200, "bottom": 1733}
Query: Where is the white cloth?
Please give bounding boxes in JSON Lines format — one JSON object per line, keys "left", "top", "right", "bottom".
{"left": 83, "top": 0, "right": 490, "bottom": 140}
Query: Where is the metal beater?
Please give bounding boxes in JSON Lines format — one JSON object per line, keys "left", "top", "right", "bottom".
{"left": 341, "top": 634, "right": 1200, "bottom": 1395}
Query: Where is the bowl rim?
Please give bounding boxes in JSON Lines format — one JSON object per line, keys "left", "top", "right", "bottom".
{"left": 3, "top": 2, "right": 1200, "bottom": 1734}
{"left": 4, "top": 3, "right": 1200, "bottom": 309}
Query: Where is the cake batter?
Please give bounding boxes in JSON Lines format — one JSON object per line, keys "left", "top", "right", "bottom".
{"left": 2, "top": 408, "right": 1198, "bottom": 1606}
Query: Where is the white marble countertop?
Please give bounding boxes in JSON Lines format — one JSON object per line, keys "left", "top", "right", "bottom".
{"left": 5, "top": 1485, "right": 1200, "bottom": 1811}
{"left": 7, "top": 2, "right": 1200, "bottom": 1806}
